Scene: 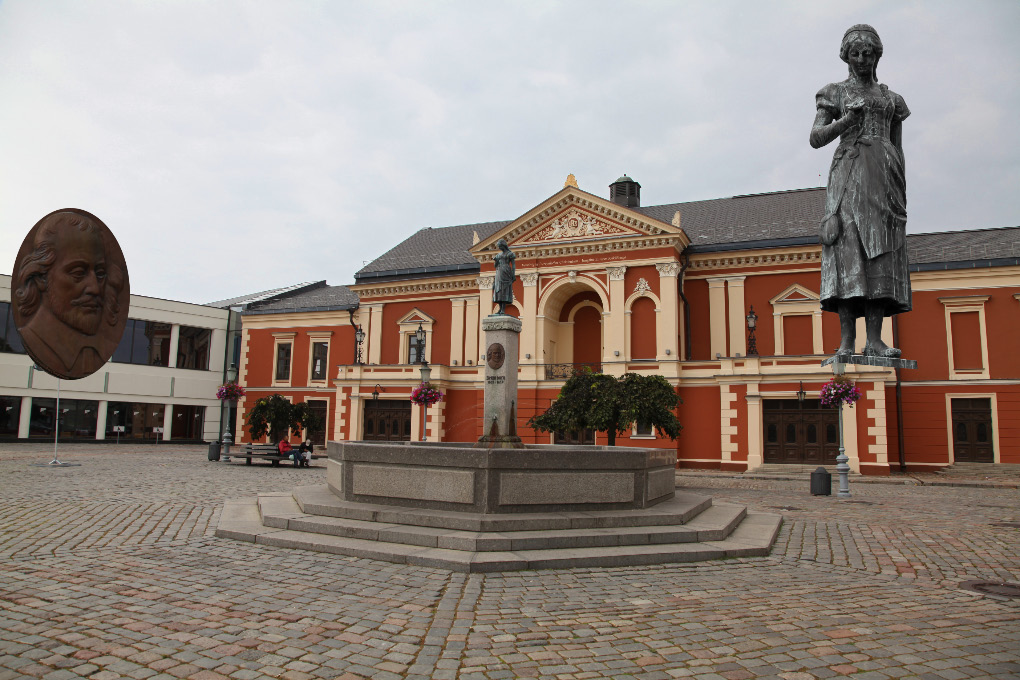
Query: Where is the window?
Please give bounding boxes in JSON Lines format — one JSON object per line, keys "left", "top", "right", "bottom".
{"left": 634, "top": 420, "right": 654, "bottom": 437}
{"left": 940, "top": 296, "right": 990, "bottom": 379}
{"left": 276, "top": 343, "right": 292, "bottom": 381}
{"left": 0, "top": 302, "right": 25, "bottom": 354}
{"left": 0, "top": 396, "right": 21, "bottom": 436}
{"left": 408, "top": 334, "right": 424, "bottom": 364}
{"left": 171, "top": 404, "right": 205, "bottom": 440}
{"left": 30, "top": 398, "right": 99, "bottom": 439}
{"left": 105, "top": 402, "right": 165, "bottom": 440}
{"left": 111, "top": 319, "right": 171, "bottom": 366}
{"left": 176, "top": 326, "right": 212, "bottom": 370}
{"left": 311, "top": 342, "right": 329, "bottom": 381}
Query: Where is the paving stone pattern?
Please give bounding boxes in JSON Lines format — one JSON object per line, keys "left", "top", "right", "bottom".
{"left": 1, "top": 444, "right": 1018, "bottom": 680}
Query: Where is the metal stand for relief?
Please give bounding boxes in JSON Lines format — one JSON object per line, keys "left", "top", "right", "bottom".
{"left": 32, "top": 377, "right": 80, "bottom": 468}
{"left": 822, "top": 354, "right": 917, "bottom": 498}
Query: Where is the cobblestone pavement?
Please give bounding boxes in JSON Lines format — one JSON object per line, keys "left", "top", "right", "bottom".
{"left": 1, "top": 444, "right": 1018, "bottom": 680}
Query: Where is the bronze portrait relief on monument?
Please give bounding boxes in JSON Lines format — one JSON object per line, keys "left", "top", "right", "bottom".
{"left": 486, "top": 343, "right": 506, "bottom": 370}
{"left": 811, "top": 24, "right": 911, "bottom": 358}
{"left": 12, "top": 209, "right": 130, "bottom": 380}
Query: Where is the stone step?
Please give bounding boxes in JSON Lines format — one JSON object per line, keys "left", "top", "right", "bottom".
{"left": 292, "top": 484, "right": 714, "bottom": 532}
{"left": 255, "top": 494, "right": 749, "bottom": 552}
{"left": 937, "top": 463, "right": 1020, "bottom": 478}
{"left": 217, "top": 497, "right": 782, "bottom": 572}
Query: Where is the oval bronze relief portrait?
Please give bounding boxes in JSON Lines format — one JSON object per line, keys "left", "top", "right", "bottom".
{"left": 486, "top": 343, "right": 505, "bottom": 370}
{"left": 12, "top": 209, "right": 130, "bottom": 380}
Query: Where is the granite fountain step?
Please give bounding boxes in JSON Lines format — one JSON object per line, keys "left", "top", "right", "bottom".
{"left": 215, "top": 486, "right": 782, "bottom": 572}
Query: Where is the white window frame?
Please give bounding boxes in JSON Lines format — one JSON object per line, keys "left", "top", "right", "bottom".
{"left": 307, "top": 331, "right": 333, "bottom": 385}
{"left": 271, "top": 332, "right": 296, "bottom": 387}
{"left": 769, "top": 284, "right": 823, "bottom": 356}
{"left": 939, "top": 296, "right": 990, "bottom": 380}
{"left": 397, "top": 309, "right": 435, "bottom": 365}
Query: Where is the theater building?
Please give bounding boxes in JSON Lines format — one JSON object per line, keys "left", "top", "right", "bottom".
{"left": 236, "top": 176, "right": 1020, "bottom": 473}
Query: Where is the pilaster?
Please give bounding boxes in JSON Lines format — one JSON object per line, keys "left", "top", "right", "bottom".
{"left": 726, "top": 276, "right": 746, "bottom": 357}
{"left": 708, "top": 277, "right": 728, "bottom": 358}
{"left": 605, "top": 266, "right": 627, "bottom": 374}
{"left": 96, "top": 400, "right": 108, "bottom": 440}
{"left": 366, "top": 304, "right": 383, "bottom": 365}
{"left": 519, "top": 273, "right": 539, "bottom": 380}
{"left": 449, "top": 297, "right": 467, "bottom": 366}
{"left": 465, "top": 297, "right": 480, "bottom": 366}
{"left": 655, "top": 262, "right": 680, "bottom": 361}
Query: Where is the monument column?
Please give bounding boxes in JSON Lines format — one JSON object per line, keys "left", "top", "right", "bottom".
{"left": 655, "top": 262, "right": 680, "bottom": 361}
{"left": 605, "top": 266, "right": 627, "bottom": 375}
{"left": 477, "top": 315, "right": 522, "bottom": 446}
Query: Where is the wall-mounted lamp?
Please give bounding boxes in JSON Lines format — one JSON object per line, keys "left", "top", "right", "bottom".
{"left": 354, "top": 324, "right": 366, "bottom": 364}
{"left": 372, "top": 384, "right": 383, "bottom": 401}
{"left": 797, "top": 381, "right": 806, "bottom": 403}
{"left": 746, "top": 306, "right": 759, "bottom": 356}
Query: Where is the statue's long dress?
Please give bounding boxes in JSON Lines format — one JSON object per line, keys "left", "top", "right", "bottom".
{"left": 493, "top": 251, "right": 515, "bottom": 306}
{"left": 817, "top": 81, "right": 912, "bottom": 317}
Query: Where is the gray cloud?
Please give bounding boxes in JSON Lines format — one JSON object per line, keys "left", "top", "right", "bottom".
{"left": 1, "top": 0, "right": 1017, "bottom": 303}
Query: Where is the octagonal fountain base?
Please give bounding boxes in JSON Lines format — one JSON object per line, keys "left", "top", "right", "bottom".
{"left": 216, "top": 441, "right": 782, "bottom": 572}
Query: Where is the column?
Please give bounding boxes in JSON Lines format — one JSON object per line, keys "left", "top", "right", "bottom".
{"left": 162, "top": 407, "right": 173, "bottom": 442}
{"left": 449, "top": 297, "right": 466, "bottom": 366}
{"left": 519, "top": 273, "right": 539, "bottom": 380}
{"left": 465, "top": 296, "right": 480, "bottom": 366}
{"left": 167, "top": 325, "right": 181, "bottom": 368}
{"left": 745, "top": 390, "right": 763, "bottom": 471}
{"left": 348, "top": 394, "right": 364, "bottom": 441}
{"left": 707, "top": 277, "right": 728, "bottom": 358}
{"left": 18, "top": 396, "right": 31, "bottom": 439}
{"left": 366, "top": 304, "right": 383, "bottom": 364}
{"left": 726, "top": 276, "right": 746, "bottom": 357}
{"left": 95, "top": 400, "right": 108, "bottom": 440}
{"left": 605, "top": 266, "right": 627, "bottom": 375}
{"left": 812, "top": 310, "right": 825, "bottom": 354}
{"left": 655, "top": 263, "right": 680, "bottom": 360}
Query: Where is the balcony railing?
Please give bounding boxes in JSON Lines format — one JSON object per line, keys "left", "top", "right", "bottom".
{"left": 543, "top": 362, "right": 602, "bottom": 380}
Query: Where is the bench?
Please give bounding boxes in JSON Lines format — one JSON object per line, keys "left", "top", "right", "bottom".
{"left": 233, "top": 443, "right": 323, "bottom": 467}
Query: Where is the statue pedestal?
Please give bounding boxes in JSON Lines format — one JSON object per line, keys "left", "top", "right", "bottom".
{"left": 476, "top": 315, "right": 524, "bottom": 448}
{"left": 822, "top": 354, "right": 918, "bottom": 370}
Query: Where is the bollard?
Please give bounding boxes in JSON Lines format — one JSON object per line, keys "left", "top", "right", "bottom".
{"left": 811, "top": 466, "right": 831, "bottom": 495}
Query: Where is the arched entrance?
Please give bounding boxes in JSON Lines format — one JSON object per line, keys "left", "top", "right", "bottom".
{"left": 536, "top": 277, "right": 608, "bottom": 379}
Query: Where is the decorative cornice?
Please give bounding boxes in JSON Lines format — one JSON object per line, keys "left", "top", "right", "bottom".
{"left": 479, "top": 235, "right": 683, "bottom": 264}
{"left": 689, "top": 249, "right": 821, "bottom": 270}
{"left": 520, "top": 273, "right": 539, "bottom": 286}
{"left": 355, "top": 277, "right": 481, "bottom": 299}
{"left": 481, "top": 315, "right": 523, "bottom": 332}
{"left": 607, "top": 266, "right": 627, "bottom": 281}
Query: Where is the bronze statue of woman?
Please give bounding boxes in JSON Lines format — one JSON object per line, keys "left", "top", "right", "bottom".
{"left": 811, "top": 24, "right": 911, "bottom": 358}
{"left": 492, "top": 238, "right": 516, "bottom": 315}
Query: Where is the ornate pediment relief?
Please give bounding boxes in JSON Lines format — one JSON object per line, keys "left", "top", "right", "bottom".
{"left": 515, "top": 207, "right": 642, "bottom": 245}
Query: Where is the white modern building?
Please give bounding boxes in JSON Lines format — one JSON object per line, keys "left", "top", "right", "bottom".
{"left": 1, "top": 274, "right": 232, "bottom": 443}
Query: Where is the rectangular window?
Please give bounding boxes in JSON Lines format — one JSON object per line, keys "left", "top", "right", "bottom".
{"left": 105, "top": 401, "right": 165, "bottom": 440}
{"left": 0, "top": 395, "right": 21, "bottom": 436}
{"left": 635, "top": 421, "right": 653, "bottom": 436}
{"left": 950, "top": 311, "right": 983, "bottom": 371}
{"left": 408, "top": 335, "right": 423, "bottom": 364}
{"left": 110, "top": 319, "right": 171, "bottom": 366}
{"left": 171, "top": 404, "right": 205, "bottom": 440}
{"left": 311, "top": 342, "right": 329, "bottom": 381}
{"left": 29, "top": 397, "right": 98, "bottom": 439}
{"left": 276, "top": 343, "right": 292, "bottom": 381}
{"left": 0, "top": 302, "right": 25, "bottom": 354}
{"left": 177, "top": 326, "right": 212, "bottom": 370}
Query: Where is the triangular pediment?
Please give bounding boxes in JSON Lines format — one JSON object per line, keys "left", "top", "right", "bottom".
{"left": 770, "top": 284, "right": 819, "bottom": 305}
{"left": 470, "top": 186, "right": 688, "bottom": 260}
{"left": 396, "top": 308, "right": 435, "bottom": 325}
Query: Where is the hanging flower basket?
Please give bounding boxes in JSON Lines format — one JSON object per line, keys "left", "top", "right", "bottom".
{"left": 216, "top": 382, "right": 246, "bottom": 401}
{"left": 820, "top": 375, "right": 861, "bottom": 408}
{"left": 410, "top": 381, "right": 444, "bottom": 407}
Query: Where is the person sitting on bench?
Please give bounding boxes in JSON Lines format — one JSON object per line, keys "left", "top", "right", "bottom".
{"left": 277, "top": 439, "right": 306, "bottom": 467}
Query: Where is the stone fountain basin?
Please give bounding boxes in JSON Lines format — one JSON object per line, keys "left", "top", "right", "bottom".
{"left": 327, "top": 441, "right": 676, "bottom": 514}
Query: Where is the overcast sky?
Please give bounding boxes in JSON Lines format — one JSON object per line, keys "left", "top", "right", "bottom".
{"left": 1, "top": 1, "right": 1017, "bottom": 305}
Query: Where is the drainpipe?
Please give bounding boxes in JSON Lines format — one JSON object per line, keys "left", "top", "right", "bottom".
{"left": 677, "top": 248, "right": 692, "bottom": 360}
{"left": 893, "top": 315, "right": 906, "bottom": 472}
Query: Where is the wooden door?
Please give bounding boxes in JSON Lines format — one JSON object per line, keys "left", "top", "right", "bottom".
{"left": 952, "top": 398, "right": 994, "bottom": 463}
{"left": 363, "top": 400, "right": 412, "bottom": 442}
{"left": 763, "top": 399, "right": 839, "bottom": 465}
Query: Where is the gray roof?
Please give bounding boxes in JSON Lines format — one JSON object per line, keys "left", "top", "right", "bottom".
{"left": 243, "top": 283, "right": 359, "bottom": 315}
{"left": 906, "top": 226, "right": 1020, "bottom": 269}
{"left": 206, "top": 281, "right": 323, "bottom": 309}
{"left": 355, "top": 220, "right": 510, "bottom": 282}
{"left": 636, "top": 187, "right": 827, "bottom": 250}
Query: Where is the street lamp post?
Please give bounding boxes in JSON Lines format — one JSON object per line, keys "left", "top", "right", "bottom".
{"left": 222, "top": 363, "right": 238, "bottom": 460}
{"left": 415, "top": 323, "right": 430, "bottom": 442}
{"left": 355, "top": 324, "right": 366, "bottom": 364}
{"left": 746, "top": 306, "right": 759, "bottom": 356}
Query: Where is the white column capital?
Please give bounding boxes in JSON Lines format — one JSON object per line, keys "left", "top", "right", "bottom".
{"left": 520, "top": 272, "right": 539, "bottom": 286}
{"left": 607, "top": 266, "right": 627, "bottom": 281}
{"left": 477, "top": 276, "right": 494, "bottom": 290}
{"left": 655, "top": 262, "right": 681, "bottom": 277}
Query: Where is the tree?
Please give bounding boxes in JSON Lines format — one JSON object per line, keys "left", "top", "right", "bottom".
{"left": 528, "top": 371, "right": 682, "bottom": 446}
{"left": 246, "top": 394, "right": 320, "bottom": 444}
